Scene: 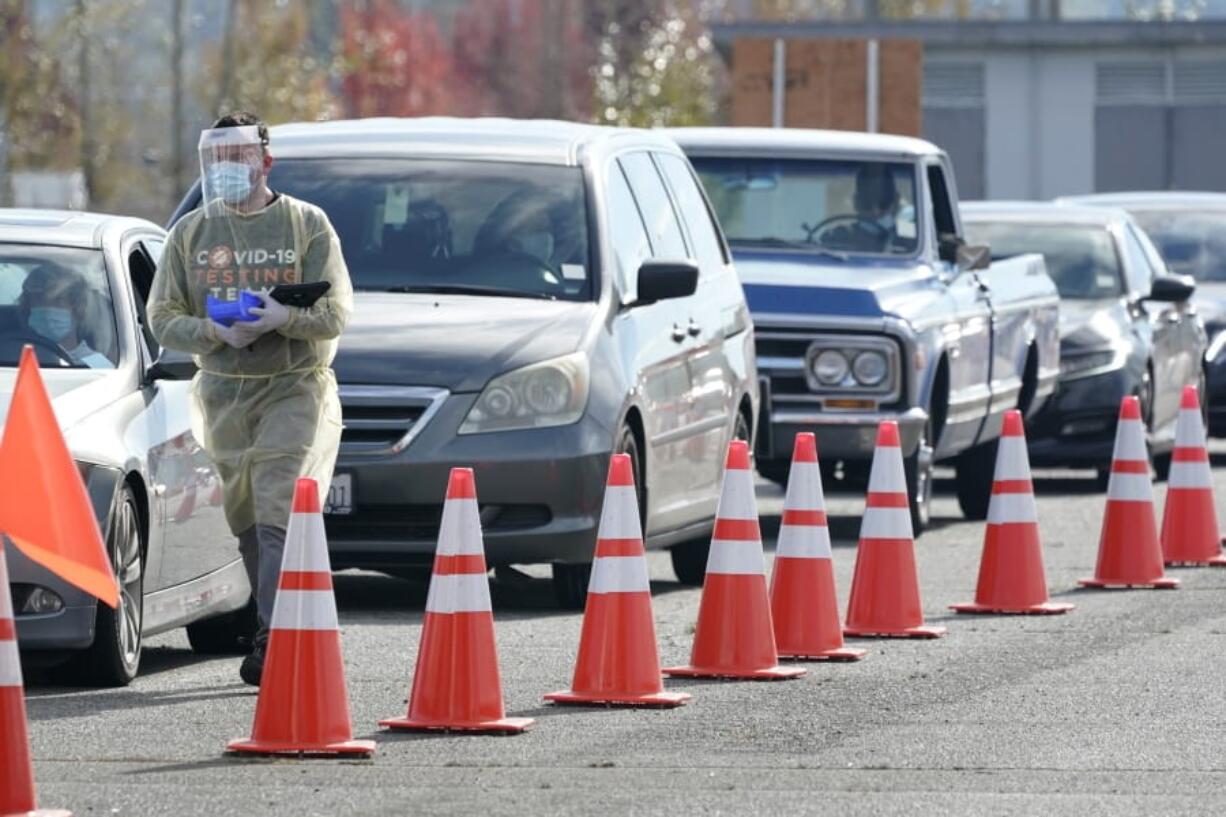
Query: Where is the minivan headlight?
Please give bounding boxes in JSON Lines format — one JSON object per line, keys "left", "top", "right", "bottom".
{"left": 459, "top": 352, "right": 590, "bottom": 434}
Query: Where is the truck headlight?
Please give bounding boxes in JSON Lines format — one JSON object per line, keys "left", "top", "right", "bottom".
{"left": 812, "top": 350, "right": 849, "bottom": 385}
{"left": 852, "top": 350, "right": 888, "bottom": 386}
{"left": 459, "top": 352, "right": 590, "bottom": 434}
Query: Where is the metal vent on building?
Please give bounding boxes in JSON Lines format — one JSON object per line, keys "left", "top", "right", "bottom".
{"left": 923, "top": 63, "right": 985, "bottom": 108}
{"left": 1096, "top": 63, "right": 1166, "bottom": 105}
{"left": 1174, "top": 62, "right": 1226, "bottom": 103}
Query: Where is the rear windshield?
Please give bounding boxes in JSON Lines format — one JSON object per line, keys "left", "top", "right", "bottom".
{"left": 689, "top": 156, "right": 920, "bottom": 257}
{"left": 241, "top": 158, "right": 592, "bottom": 301}
{"left": 1126, "top": 209, "right": 1226, "bottom": 283}
{"left": 963, "top": 221, "right": 1123, "bottom": 300}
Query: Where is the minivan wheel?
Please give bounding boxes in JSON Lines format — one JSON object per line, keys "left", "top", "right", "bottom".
{"left": 67, "top": 484, "right": 143, "bottom": 687}
{"left": 552, "top": 562, "right": 592, "bottom": 610}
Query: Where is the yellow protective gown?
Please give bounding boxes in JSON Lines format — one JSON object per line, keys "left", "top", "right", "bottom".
{"left": 148, "top": 194, "right": 353, "bottom": 534}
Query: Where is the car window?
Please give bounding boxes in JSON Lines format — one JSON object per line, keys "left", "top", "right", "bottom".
{"left": 0, "top": 244, "right": 118, "bottom": 368}
{"left": 962, "top": 221, "right": 1124, "bottom": 300}
{"left": 1120, "top": 226, "right": 1157, "bottom": 296}
{"left": 618, "top": 152, "right": 689, "bottom": 260}
{"left": 690, "top": 156, "right": 919, "bottom": 257}
{"left": 1127, "top": 209, "right": 1226, "bottom": 282}
{"left": 655, "top": 152, "right": 727, "bottom": 276}
{"left": 606, "top": 162, "right": 653, "bottom": 303}
{"left": 265, "top": 158, "right": 592, "bottom": 301}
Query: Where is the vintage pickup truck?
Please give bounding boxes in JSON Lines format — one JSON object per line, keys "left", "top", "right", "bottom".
{"left": 671, "top": 128, "right": 1060, "bottom": 532}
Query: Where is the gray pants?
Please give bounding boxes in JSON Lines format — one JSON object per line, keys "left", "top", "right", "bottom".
{"left": 237, "top": 525, "right": 286, "bottom": 653}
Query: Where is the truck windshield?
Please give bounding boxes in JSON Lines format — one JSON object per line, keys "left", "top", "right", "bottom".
{"left": 690, "top": 157, "right": 920, "bottom": 257}
{"left": 266, "top": 158, "right": 592, "bottom": 301}
{"left": 0, "top": 245, "right": 117, "bottom": 368}
{"left": 964, "top": 222, "right": 1124, "bottom": 300}
{"left": 1125, "top": 209, "right": 1226, "bottom": 283}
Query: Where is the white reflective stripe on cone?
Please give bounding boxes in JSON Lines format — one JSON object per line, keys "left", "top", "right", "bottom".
{"left": 993, "top": 437, "right": 1032, "bottom": 481}
{"left": 776, "top": 524, "right": 832, "bottom": 559}
{"left": 588, "top": 556, "right": 651, "bottom": 593}
{"left": 860, "top": 506, "right": 912, "bottom": 540}
{"left": 706, "top": 539, "right": 767, "bottom": 575}
{"left": 597, "top": 486, "right": 643, "bottom": 540}
{"left": 715, "top": 469, "right": 759, "bottom": 521}
{"left": 1174, "top": 408, "right": 1207, "bottom": 448}
{"left": 866, "top": 446, "right": 907, "bottom": 493}
{"left": 1108, "top": 472, "right": 1154, "bottom": 502}
{"left": 783, "top": 462, "right": 826, "bottom": 512}
{"left": 1169, "top": 461, "right": 1214, "bottom": 490}
{"left": 1111, "top": 419, "right": 1148, "bottom": 462}
{"left": 425, "top": 573, "right": 492, "bottom": 614}
{"left": 279, "top": 515, "right": 333, "bottom": 573}
{"left": 435, "top": 498, "right": 484, "bottom": 557}
{"left": 0, "top": 639, "right": 22, "bottom": 687}
{"left": 986, "top": 492, "right": 1038, "bottom": 525}
{"left": 270, "top": 589, "right": 340, "bottom": 631}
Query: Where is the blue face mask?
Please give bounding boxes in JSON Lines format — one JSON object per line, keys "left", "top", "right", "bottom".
{"left": 29, "top": 306, "right": 74, "bottom": 343}
{"left": 207, "top": 161, "right": 255, "bottom": 204}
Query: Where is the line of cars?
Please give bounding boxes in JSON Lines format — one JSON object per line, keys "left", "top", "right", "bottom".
{"left": 2, "top": 117, "right": 1212, "bottom": 685}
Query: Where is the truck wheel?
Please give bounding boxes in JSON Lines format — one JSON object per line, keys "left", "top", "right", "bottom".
{"left": 904, "top": 417, "right": 935, "bottom": 535}
{"left": 552, "top": 562, "right": 592, "bottom": 610}
{"left": 186, "top": 598, "right": 257, "bottom": 655}
{"left": 954, "top": 440, "right": 998, "bottom": 521}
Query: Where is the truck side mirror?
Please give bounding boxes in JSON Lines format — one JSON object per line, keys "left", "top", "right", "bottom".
{"left": 938, "top": 233, "right": 962, "bottom": 265}
{"left": 957, "top": 244, "right": 991, "bottom": 273}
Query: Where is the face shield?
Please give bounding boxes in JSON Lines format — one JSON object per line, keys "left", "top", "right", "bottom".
{"left": 198, "top": 125, "right": 266, "bottom": 218}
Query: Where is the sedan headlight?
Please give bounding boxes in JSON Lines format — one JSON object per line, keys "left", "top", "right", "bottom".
{"left": 1059, "top": 348, "right": 1121, "bottom": 381}
{"left": 459, "top": 352, "right": 590, "bottom": 434}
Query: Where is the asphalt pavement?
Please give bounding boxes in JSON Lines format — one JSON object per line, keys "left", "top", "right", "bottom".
{"left": 21, "top": 447, "right": 1226, "bottom": 816}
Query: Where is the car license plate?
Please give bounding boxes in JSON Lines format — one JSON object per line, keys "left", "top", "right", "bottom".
{"left": 325, "top": 473, "right": 353, "bottom": 515}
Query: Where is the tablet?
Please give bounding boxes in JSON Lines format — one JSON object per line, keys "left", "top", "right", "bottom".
{"left": 269, "top": 281, "right": 331, "bottom": 308}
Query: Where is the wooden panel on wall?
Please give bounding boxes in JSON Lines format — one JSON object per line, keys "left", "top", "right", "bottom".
{"left": 879, "top": 39, "right": 923, "bottom": 137}
{"left": 731, "top": 38, "right": 777, "bottom": 127}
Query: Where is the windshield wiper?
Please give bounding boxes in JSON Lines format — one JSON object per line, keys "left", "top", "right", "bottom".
{"left": 733, "top": 237, "right": 849, "bottom": 261}
{"left": 374, "top": 284, "right": 557, "bottom": 300}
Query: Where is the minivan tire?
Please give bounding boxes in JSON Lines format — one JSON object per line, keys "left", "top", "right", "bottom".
{"left": 552, "top": 562, "right": 592, "bottom": 610}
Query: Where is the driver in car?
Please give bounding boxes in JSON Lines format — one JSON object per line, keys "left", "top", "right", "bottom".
{"left": 18, "top": 265, "right": 113, "bottom": 368}
{"left": 822, "top": 165, "right": 900, "bottom": 253}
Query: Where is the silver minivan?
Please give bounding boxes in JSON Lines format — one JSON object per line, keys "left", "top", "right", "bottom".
{"left": 169, "top": 117, "right": 760, "bottom": 608}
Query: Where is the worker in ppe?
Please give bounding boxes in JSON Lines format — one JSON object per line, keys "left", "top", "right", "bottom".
{"left": 147, "top": 111, "right": 353, "bottom": 686}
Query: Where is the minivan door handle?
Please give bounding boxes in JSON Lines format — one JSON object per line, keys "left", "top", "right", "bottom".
{"left": 686, "top": 320, "right": 701, "bottom": 338}
{"left": 670, "top": 324, "right": 687, "bottom": 343}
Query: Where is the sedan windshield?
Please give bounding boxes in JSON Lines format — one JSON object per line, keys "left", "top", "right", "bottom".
{"left": 267, "top": 158, "right": 592, "bottom": 301}
{"left": 0, "top": 245, "right": 117, "bottom": 368}
{"left": 690, "top": 157, "right": 920, "bottom": 257}
{"left": 963, "top": 222, "right": 1123, "bottom": 300}
{"left": 1125, "top": 209, "right": 1226, "bottom": 282}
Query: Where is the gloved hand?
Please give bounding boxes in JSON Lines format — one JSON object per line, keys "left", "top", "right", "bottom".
{"left": 246, "top": 289, "right": 291, "bottom": 333}
{"left": 211, "top": 320, "right": 261, "bottom": 349}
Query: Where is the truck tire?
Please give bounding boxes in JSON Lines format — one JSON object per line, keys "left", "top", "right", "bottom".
{"left": 955, "top": 440, "right": 998, "bottom": 520}
{"left": 904, "top": 416, "right": 935, "bottom": 535}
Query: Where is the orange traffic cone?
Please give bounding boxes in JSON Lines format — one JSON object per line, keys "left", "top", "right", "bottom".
{"left": 769, "top": 434, "right": 866, "bottom": 661}
{"left": 844, "top": 422, "right": 946, "bottom": 638}
{"left": 381, "top": 469, "right": 534, "bottom": 733}
{"left": 1161, "top": 386, "right": 1226, "bottom": 567}
{"left": 227, "top": 479, "right": 375, "bottom": 757}
{"left": 1079, "top": 397, "right": 1179, "bottom": 589}
{"left": 664, "top": 441, "right": 805, "bottom": 681}
{"left": 951, "top": 410, "right": 1073, "bottom": 615}
{"left": 545, "top": 455, "right": 690, "bottom": 706}
{"left": 0, "top": 544, "right": 72, "bottom": 817}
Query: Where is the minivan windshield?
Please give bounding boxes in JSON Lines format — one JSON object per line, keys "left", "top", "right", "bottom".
{"left": 689, "top": 156, "right": 920, "bottom": 257}
{"left": 267, "top": 158, "right": 592, "bottom": 301}
{"left": 0, "top": 245, "right": 117, "bottom": 368}
{"left": 963, "top": 222, "right": 1124, "bottom": 300}
{"left": 1125, "top": 209, "right": 1226, "bottom": 283}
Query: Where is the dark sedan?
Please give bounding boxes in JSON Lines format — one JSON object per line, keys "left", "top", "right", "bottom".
{"left": 962, "top": 202, "right": 1206, "bottom": 482}
{"left": 1061, "top": 192, "right": 1226, "bottom": 435}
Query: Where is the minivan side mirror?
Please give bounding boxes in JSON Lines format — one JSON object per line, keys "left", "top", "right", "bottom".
{"left": 147, "top": 348, "right": 198, "bottom": 382}
{"left": 631, "top": 259, "right": 699, "bottom": 307}
{"left": 1142, "top": 273, "right": 1196, "bottom": 303}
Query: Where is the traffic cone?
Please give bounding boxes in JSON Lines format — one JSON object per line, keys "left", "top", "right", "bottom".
{"left": 1160, "top": 386, "right": 1226, "bottom": 566}
{"left": 0, "top": 544, "right": 72, "bottom": 817}
{"left": 951, "top": 410, "right": 1074, "bottom": 614}
{"left": 1079, "top": 396, "right": 1179, "bottom": 589}
{"left": 664, "top": 441, "right": 805, "bottom": 680}
{"left": 769, "top": 434, "right": 866, "bottom": 661}
{"left": 227, "top": 479, "right": 375, "bottom": 757}
{"left": 381, "top": 468, "right": 534, "bottom": 733}
{"left": 545, "top": 455, "right": 690, "bottom": 706}
{"left": 844, "top": 422, "right": 946, "bottom": 638}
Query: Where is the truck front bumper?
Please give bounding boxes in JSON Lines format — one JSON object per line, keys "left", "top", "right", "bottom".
{"left": 759, "top": 405, "right": 928, "bottom": 463}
